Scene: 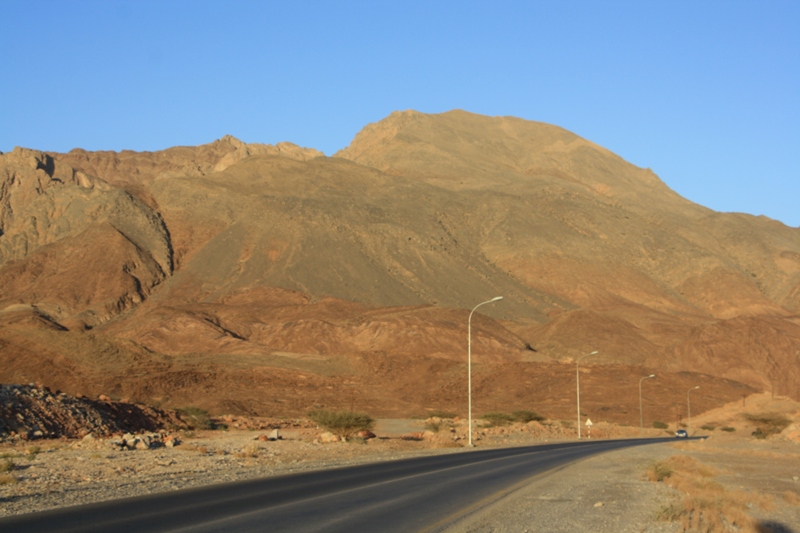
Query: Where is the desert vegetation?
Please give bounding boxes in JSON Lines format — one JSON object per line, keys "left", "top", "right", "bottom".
{"left": 480, "top": 410, "right": 545, "bottom": 427}
{"left": 745, "top": 413, "right": 791, "bottom": 439}
{"left": 178, "top": 407, "right": 215, "bottom": 430}
{"left": 646, "top": 455, "right": 773, "bottom": 532}
{"left": 307, "top": 410, "right": 375, "bottom": 440}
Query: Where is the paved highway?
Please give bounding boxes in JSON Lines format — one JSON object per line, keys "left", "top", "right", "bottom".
{"left": 0, "top": 438, "right": 674, "bottom": 533}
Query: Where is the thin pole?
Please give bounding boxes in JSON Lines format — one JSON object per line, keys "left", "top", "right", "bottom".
{"left": 576, "top": 350, "right": 598, "bottom": 439}
{"left": 468, "top": 296, "right": 503, "bottom": 447}
{"left": 687, "top": 386, "right": 700, "bottom": 435}
{"left": 639, "top": 374, "right": 655, "bottom": 432}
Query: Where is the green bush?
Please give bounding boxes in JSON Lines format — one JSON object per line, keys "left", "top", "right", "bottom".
{"left": 179, "top": 407, "right": 215, "bottom": 430}
{"left": 721, "top": 426, "right": 736, "bottom": 432}
{"left": 481, "top": 412, "right": 515, "bottom": 427}
{"left": 653, "top": 421, "right": 669, "bottom": 429}
{"left": 512, "top": 410, "right": 545, "bottom": 423}
{"left": 307, "top": 410, "right": 375, "bottom": 440}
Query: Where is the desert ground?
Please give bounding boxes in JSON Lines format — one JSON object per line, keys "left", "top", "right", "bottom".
{"left": 1, "top": 393, "right": 798, "bottom": 532}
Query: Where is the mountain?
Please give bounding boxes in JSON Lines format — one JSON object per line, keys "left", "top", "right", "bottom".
{"left": 1, "top": 110, "right": 798, "bottom": 422}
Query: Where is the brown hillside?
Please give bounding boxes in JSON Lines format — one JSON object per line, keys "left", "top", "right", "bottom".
{"left": 1, "top": 110, "right": 799, "bottom": 422}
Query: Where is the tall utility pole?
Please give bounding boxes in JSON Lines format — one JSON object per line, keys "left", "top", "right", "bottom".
{"left": 467, "top": 296, "right": 503, "bottom": 447}
{"left": 639, "top": 374, "right": 656, "bottom": 432}
{"left": 687, "top": 386, "right": 700, "bottom": 435}
{"left": 576, "top": 351, "right": 598, "bottom": 439}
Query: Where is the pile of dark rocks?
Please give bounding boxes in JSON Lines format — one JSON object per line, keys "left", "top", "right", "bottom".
{"left": 0, "top": 383, "right": 186, "bottom": 441}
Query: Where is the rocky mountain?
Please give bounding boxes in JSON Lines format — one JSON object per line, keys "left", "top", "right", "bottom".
{"left": 1, "top": 110, "right": 798, "bottom": 422}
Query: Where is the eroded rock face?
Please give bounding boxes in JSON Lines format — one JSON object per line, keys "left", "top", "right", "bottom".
{"left": 0, "top": 149, "right": 173, "bottom": 328}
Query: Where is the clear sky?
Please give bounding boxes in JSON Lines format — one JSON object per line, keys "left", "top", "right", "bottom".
{"left": 2, "top": 1, "right": 798, "bottom": 226}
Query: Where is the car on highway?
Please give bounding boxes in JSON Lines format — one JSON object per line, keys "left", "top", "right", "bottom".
{"left": 675, "top": 429, "right": 688, "bottom": 438}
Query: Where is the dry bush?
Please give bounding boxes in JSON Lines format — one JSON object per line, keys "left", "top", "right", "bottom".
{"left": 647, "top": 455, "right": 773, "bottom": 533}
{"left": 0, "top": 473, "right": 18, "bottom": 485}
{"left": 746, "top": 413, "right": 791, "bottom": 439}
{"left": 235, "top": 444, "right": 260, "bottom": 458}
{"left": 24, "top": 445, "right": 40, "bottom": 456}
{"left": 424, "top": 420, "right": 447, "bottom": 433}
{"left": 0, "top": 458, "right": 14, "bottom": 473}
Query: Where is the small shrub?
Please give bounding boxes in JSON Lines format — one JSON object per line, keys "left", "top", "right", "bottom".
{"left": 25, "top": 445, "right": 41, "bottom": 457}
{"left": 701, "top": 424, "right": 716, "bottom": 431}
{"left": 0, "top": 473, "right": 18, "bottom": 485}
{"left": 647, "top": 460, "right": 673, "bottom": 482}
{"left": 655, "top": 501, "right": 683, "bottom": 522}
{"left": 179, "top": 407, "right": 215, "bottom": 430}
{"left": 425, "top": 421, "right": 445, "bottom": 433}
{"left": 0, "top": 459, "right": 14, "bottom": 473}
{"left": 308, "top": 410, "right": 375, "bottom": 440}
{"left": 721, "top": 426, "right": 736, "bottom": 432}
{"left": 235, "top": 444, "right": 260, "bottom": 458}
{"left": 512, "top": 410, "right": 544, "bottom": 423}
{"left": 481, "top": 412, "right": 515, "bottom": 427}
{"left": 746, "top": 413, "right": 791, "bottom": 438}
{"left": 653, "top": 421, "right": 668, "bottom": 429}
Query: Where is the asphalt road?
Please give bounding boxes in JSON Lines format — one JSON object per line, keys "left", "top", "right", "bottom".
{"left": 0, "top": 438, "right": 674, "bottom": 533}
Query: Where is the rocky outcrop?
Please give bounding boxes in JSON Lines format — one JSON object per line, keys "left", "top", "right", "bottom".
{"left": 0, "top": 383, "right": 185, "bottom": 441}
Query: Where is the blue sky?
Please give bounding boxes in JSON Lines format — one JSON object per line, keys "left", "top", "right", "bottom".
{"left": 2, "top": 1, "right": 798, "bottom": 226}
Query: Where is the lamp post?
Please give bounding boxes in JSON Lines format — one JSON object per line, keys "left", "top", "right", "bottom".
{"left": 468, "top": 296, "right": 503, "bottom": 447}
{"left": 687, "top": 386, "right": 700, "bottom": 435}
{"left": 639, "top": 374, "right": 656, "bottom": 432}
{"left": 576, "top": 350, "right": 598, "bottom": 439}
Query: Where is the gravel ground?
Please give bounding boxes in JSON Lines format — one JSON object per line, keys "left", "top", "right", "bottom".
{"left": 443, "top": 435, "right": 800, "bottom": 533}
{"left": 442, "top": 442, "right": 683, "bottom": 533}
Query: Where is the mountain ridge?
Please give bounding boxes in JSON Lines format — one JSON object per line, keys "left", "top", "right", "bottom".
{"left": 1, "top": 110, "right": 798, "bottom": 420}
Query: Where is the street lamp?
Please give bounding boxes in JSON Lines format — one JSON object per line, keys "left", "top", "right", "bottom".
{"left": 576, "top": 350, "right": 598, "bottom": 439}
{"left": 687, "top": 386, "right": 700, "bottom": 435}
{"left": 467, "top": 296, "right": 503, "bottom": 447}
{"left": 639, "top": 374, "right": 656, "bottom": 432}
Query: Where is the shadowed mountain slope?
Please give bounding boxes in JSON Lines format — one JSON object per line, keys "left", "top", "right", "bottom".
{"left": 1, "top": 110, "right": 798, "bottom": 419}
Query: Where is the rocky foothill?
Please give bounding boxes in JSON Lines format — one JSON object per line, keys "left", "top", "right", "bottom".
{"left": 0, "top": 383, "right": 185, "bottom": 441}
